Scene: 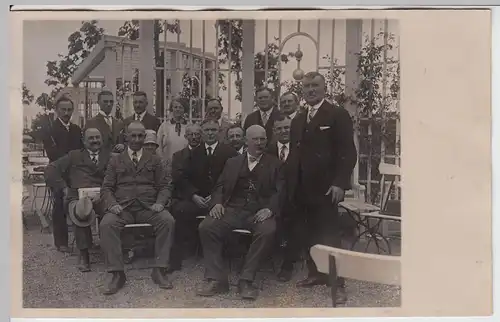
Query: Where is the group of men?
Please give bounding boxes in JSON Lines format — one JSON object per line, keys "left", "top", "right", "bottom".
{"left": 42, "top": 71, "right": 357, "bottom": 303}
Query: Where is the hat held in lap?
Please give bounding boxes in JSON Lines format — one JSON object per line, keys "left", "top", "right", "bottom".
{"left": 68, "top": 196, "right": 96, "bottom": 227}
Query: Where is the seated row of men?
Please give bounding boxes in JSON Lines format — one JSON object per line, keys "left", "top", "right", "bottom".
{"left": 45, "top": 117, "right": 290, "bottom": 300}
{"left": 43, "top": 71, "right": 357, "bottom": 303}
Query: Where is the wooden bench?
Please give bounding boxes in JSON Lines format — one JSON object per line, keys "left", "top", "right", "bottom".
{"left": 310, "top": 244, "right": 401, "bottom": 307}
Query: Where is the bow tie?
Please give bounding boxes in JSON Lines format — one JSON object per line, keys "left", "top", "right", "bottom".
{"left": 248, "top": 155, "right": 259, "bottom": 163}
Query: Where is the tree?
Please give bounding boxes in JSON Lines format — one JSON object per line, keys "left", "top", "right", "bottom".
{"left": 22, "top": 83, "right": 34, "bottom": 105}
{"left": 35, "top": 92, "right": 55, "bottom": 111}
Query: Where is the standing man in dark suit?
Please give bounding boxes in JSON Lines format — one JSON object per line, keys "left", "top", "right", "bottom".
{"left": 170, "top": 119, "right": 238, "bottom": 271}
{"left": 122, "top": 91, "right": 161, "bottom": 138}
{"left": 205, "top": 98, "right": 232, "bottom": 142}
{"left": 196, "top": 125, "right": 283, "bottom": 300}
{"left": 170, "top": 123, "right": 202, "bottom": 187}
{"left": 44, "top": 128, "right": 111, "bottom": 272}
{"left": 99, "top": 121, "right": 175, "bottom": 295}
{"left": 42, "top": 96, "right": 83, "bottom": 253}
{"left": 243, "top": 87, "right": 281, "bottom": 144}
{"left": 266, "top": 113, "right": 300, "bottom": 282}
{"left": 85, "top": 90, "right": 125, "bottom": 152}
{"left": 288, "top": 71, "right": 357, "bottom": 304}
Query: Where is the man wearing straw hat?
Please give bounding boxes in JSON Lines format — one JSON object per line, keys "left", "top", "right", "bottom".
{"left": 44, "top": 127, "right": 111, "bottom": 272}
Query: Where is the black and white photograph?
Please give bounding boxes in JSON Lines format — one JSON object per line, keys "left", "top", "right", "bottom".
{"left": 20, "top": 13, "right": 401, "bottom": 309}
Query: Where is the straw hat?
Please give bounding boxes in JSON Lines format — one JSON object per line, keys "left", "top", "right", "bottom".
{"left": 68, "top": 197, "right": 96, "bottom": 227}
{"left": 144, "top": 130, "right": 159, "bottom": 147}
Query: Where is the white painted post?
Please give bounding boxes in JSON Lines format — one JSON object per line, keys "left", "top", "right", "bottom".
{"left": 241, "top": 19, "right": 255, "bottom": 118}
{"left": 138, "top": 20, "right": 155, "bottom": 114}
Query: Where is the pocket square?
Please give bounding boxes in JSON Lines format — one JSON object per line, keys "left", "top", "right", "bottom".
{"left": 319, "top": 126, "right": 330, "bottom": 130}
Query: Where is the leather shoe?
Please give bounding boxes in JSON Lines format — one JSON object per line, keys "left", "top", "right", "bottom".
{"left": 102, "top": 271, "right": 126, "bottom": 295}
{"left": 238, "top": 280, "right": 258, "bottom": 300}
{"left": 77, "top": 249, "right": 91, "bottom": 272}
{"left": 151, "top": 268, "right": 173, "bottom": 289}
{"left": 296, "top": 275, "right": 329, "bottom": 288}
{"left": 277, "top": 269, "right": 293, "bottom": 282}
{"left": 196, "top": 279, "right": 229, "bottom": 297}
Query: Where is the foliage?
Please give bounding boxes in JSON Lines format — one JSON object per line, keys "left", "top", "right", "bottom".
{"left": 28, "top": 112, "right": 53, "bottom": 143}
{"left": 118, "top": 20, "right": 181, "bottom": 41}
{"left": 35, "top": 92, "right": 56, "bottom": 111}
{"left": 216, "top": 20, "right": 295, "bottom": 102}
{"left": 22, "top": 83, "right": 34, "bottom": 105}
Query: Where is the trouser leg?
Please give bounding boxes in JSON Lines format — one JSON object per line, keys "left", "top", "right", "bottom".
{"left": 74, "top": 225, "right": 93, "bottom": 250}
{"left": 99, "top": 211, "right": 133, "bottom": 272}
{"left": 51, "top": 189, "right": 68, "bottom": 247}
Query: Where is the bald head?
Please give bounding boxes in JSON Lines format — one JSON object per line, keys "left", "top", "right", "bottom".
{"left": 245, "top": 125, "right": 267, "bottom": 156}
{"left": 83, "top": 127, "right": 102, "bottom": 152}
{"left": 127, "top": 121, "right": 146, "bottom": 151}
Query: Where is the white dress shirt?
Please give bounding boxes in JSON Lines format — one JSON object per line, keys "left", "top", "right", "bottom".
{"left": 134, "top": 111, "right": 147, "bottom": 122}
{"left": 128, "top": 147, "right": 143, "bottom": 162}
{"left": 88, "top": 150, "right": 99, "bottom": 164}
{"left": 247, "top": 153, "right": 263, "bottom": 171}
{"left": 238, "top": 146, "right": 244, "bottom": 155}
{"left": 100, "top": 111, "right": 113, "bottom": 127}
{"left": 308, "top": 99, "right": 325, "bottom": 121}
{"left": 260, "top": 108, "right": 274, "bottom": 125}
{"left": 288, "top": 111, "right": 297, "bottom": 119}
{"left": 277, "top": 141, "right": 290, "bottom": 161}
{"left": 205, "top": 142, "right": 218, "bottom": 155}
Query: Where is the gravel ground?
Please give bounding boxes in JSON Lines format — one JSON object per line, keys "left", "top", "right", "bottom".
{"left": 22, "top": 220, "right": 400, "bottom": 309}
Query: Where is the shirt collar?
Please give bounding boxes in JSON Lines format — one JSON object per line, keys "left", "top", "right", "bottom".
{"left": 58, "top": 118, "right": 70, "bottom": 128}
{"left": 135, "top": 111, "right": 147, "bottom": 120}
{"left": 288, "top": 111, "right": 297, "bottom": 119}
{"left": 247, "top": 152, "right": 263, "bottom": 163}
{"left": 87, "top": 149, "right": 99, "bottom": 156}
{"left": 100, "top": 111, "right": 112, "bottom": 118}
{"left": 205, "top": 141, "right": 218, "bottom": 151}
{"left": 128, "top": 147, "right": 143, "bottom": 159}
{"left": 309, "top": 99, "right": 325, "bottom": 112}
{"left": 277, "top": 141, "right": 289, "bottom": 150}
{"left": 260, "top": 107, "right": 273, "bottom": 116}
{"left": 238, "top": 146, "right": 244, "bottom": 154}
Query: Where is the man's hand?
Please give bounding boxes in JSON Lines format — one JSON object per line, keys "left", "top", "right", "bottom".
{"left": 325, "top": 185, "right": 345, "bottom": 204}
{"left": 109, "top": 204, "right": 123, "bottom": 215}
{"left": 89, "top": 194, "right": 100, "bottom": 203}
{"left": 150, "top": 203, "right": 164, "bottom": 213}
{"left": 254, "top": 208, "right": 273, "bottom": 223}
{"left": 192, "top": 194, "right": 209, "bottom": 209}
{"left": 209, "top": 204, "right": 225, "bottom": 219}
{"left": 113, "top": 144, "right": 125, "bottom": 153}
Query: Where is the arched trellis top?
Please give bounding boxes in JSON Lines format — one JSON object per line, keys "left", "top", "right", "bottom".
{"left": 278, "top": 31, "right": 319, "bottom": 53}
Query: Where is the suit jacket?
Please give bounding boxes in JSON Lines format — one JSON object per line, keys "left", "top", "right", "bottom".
{"left": 288, "top": 100, "right": 358, "bottom": 202}
{"left": 211, "top": 153, "right": 284, "bottom": 216}
{"left": 243, "top": 107, "right": 281, "bottom": 144}
{"left": 85, "top": 114, "right": 124, "bottom": 150}
{"left": 101, "top": 150, "right": 172, "bottom": 210}
{"left": 42, "top": 118, "right": 83, "bottom": 162}
{"left": 171, "top": 146, "right": 194, "bottom": 200}
{"left": 217, "top": 118, "right": 233, "bottom": 143}
{"left": 181, "top": 143, "right": 238, "bottom": 199}
{"left": 44, "top": 148, "right": 111, "bottom": 213}
{"left": 122, "top": 113, "right": 161, "bottom": 142}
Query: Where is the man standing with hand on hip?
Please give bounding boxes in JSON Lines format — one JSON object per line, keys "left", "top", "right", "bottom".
{"left": 287, "top": 71, "right": 357, "bottom": 304}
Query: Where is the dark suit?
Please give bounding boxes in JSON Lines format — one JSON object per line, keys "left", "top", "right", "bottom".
{"left": 288, "top": 100, "right": 357, "bottom": 277}
{"left": 171, "top": 146, "right": 194, "bottom": 199}
{"left": 199, "top": 153, "right": 283, "bottom": 282}
{"left": 44, "top": 148, "right": 111, "bottom": 250}
{"left": 41, "top": 118, "right": 83, "bottom": 248}
{"left": 243, "top": 107, "right": 281, "bottom": 144}
{"left": 170, "top": 143, "right": 237, "bottom": 267}
{"left": 84, "top": 114, "right": 124, "bottom": 151}
{"left": 123, "top": 112, "right": 161, "bottom": 133}
{"left": 99, "top": 149, "right": 175, "bottom": 272}
{"left": 266, "top": 141, "right": 302, "bottom": 269}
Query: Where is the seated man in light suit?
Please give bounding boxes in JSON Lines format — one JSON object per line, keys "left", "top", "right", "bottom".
{"left": 44, "top": 128, "right": 111, "bottom": 272}
{"left": 99, "top": 121, "right": 175, "bottom": 295}
{"left": 197, "top": 125, "right": 284, "bottom": 300}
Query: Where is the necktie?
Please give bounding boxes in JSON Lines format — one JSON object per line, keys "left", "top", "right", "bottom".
{"left": 131, "top": 151, "right": 139, "bottom": 167}
{"left": 135, "top": 114, "right": 141, "bottom": 121}
{"left": 175, "top": 123, "right": 181, "bottom": 136}
{"left": 248, "top": 155, "right": 258, "bottom": 163}
{"left": 104, "top": 116, "right": 112, "bottom": 128}
{"left": 261, "top": 112, "right": 269, "bottom": 125}
{"left": 279, "top": 145, "right": 287, "bottom": 161}
{"left": 91, "top": 154, "right": 98, "bottom": 165}
{"left": 206, "top": 146, "right": 213, "bottom": 156}
{"left": 308, "top": 107, "right": 317, "bottom": 123}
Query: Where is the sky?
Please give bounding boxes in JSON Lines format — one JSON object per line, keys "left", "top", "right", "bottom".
{"left": 23, "top": 19, "right": 399, "bottom": 118}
